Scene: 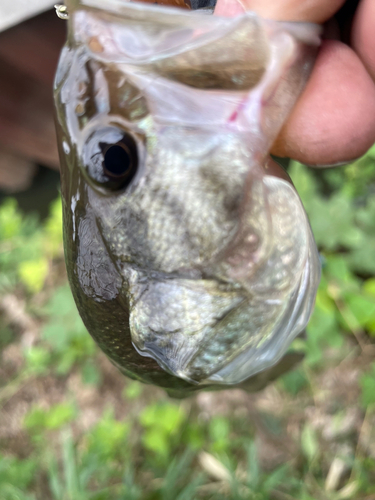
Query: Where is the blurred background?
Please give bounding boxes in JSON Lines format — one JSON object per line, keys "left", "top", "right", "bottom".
{"left": 1, "top": 3, "right": 375, "bottom": 500}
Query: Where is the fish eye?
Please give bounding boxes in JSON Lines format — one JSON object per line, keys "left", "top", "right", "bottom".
{"left": 99, "top": 134, "right": 138, "bottom": 189}
{"left": 83, "top": 127, "right": 139, "bottom": 191}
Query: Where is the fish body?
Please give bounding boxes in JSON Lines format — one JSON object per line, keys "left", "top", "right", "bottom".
{"left": 54, "top": 0, "right": 321, "bottom": 396}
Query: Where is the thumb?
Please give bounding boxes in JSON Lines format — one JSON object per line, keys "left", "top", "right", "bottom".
{"left": 215, "top": 0, "right": 346, "bottom": 23}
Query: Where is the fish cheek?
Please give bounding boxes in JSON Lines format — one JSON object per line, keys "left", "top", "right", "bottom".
{"left": 74, "top": 214, "right": 121, "bottom": 301}
{"left": 63, "top": 204, "right": 161, "bottom": 383}
{"left": 68, "top": 247, "right": 204, "bottom": 391}
{"left": 63, "top": 197, "right": 187, "bottom": 388}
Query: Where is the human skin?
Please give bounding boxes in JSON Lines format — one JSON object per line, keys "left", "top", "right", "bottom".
{"left": 215, "top": 0, "right": 375, "bottom": 166}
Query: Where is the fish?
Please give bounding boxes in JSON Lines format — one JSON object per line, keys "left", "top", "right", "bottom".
{"left": 54, "top": 0, "right": 322, "bottom": 397}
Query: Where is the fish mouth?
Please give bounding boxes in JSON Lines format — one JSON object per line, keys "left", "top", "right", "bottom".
{"left": 125, "top": 252, "right": 317, "bottom": 385}
{"left": 120, "top": 175, "right": 321, "bottom": 386}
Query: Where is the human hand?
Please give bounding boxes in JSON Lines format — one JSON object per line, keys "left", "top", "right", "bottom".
{"left": 215, "top": 0, "right": 375, "bottom": 166}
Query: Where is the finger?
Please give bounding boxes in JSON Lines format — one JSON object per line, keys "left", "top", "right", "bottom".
{"left": 352, "top": 0, "right": 375, "bottom": 81}
{"left": 271, "top": 40, "right": 375, "bottom": 166}
{"left": 215, "top": 0, "right": 346, "bottom": 23}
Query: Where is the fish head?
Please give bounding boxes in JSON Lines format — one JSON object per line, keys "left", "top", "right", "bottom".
{"left": 54, "top": 0, "right": 321, "bottom": 392}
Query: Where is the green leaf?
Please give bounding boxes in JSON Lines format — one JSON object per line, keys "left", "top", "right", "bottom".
{"left": 123, "top": 381, "right": 143, "bottom": 400}
{"left": 360, "top": 364, "right": 375, "bottom": 408}
{"left": 23, "top": 407, "right": 47, "bottom": 430}
{"left": 209, "top": 417, "right": 230, "bottom": 453}
{"left": 24, "top": 403, "right": 76, "bottom": 432}
{"left": 281, "top": 368, "right": 308, "bottom": 395}
{"left": 345, "top": 292, "right": 375, "bottom": 328}
{"left": 263, "top": 464, "right": 290, "bottom": 493}
{"left": 367, "top": 142, "right": 375, "bottom": 159}
{"left": 140, "top": 403, "right": 185, "bottom": 435}
{"left": 348, "top": 237, "right": 375, "bottom": 275}
{"left": 0, "top": 198, "right": 23, "bottom": 239}
{"left": 142, "top": 428, "right": 169, "bottom": 456}
{"left": 41, "top": 285, "right": 94, "bottom": 372}
{"left": 24, "top": 346, "right": 51, "bottom": 375}
{"left": 42, "top": 323, "right": 70, "bottom": 350}
{"left": 209, "top": 417, "right": 230, "bottom": 441}
{"left": 81, "top": 360, "right": 102, "bottom": 386}
{"left": 87, "top": 410, "right": 130, "bottom": 459}
{"left": 288, "top": 161, "right": 318, "bottom": 204}
{"left": 122, "top": 465, "right": 142, "bottom": 500}
{"left": 43, "top": 285, "right": 79, "bottom": 318}
{"left": 310, "top": 193, "right": 362, "bottom": 250}
{"left": 45, "top": 403, "right": 76, "bottom": 430}
{"left": 44, "top": 198, "right": 63, "bottom": 257}
{"left": 305, "top": 302, "right": 342, "bottom": 365}
{"left": 0, "top": 454, "right": 37, "bottom": 490}
{"left": 325, "top": 255, "right": 359, "bottom": 289}
{"left": 18, "top": 258, "right": 49, "bottom": 293}
{"left": 160, "top": 404, "right": 185, "bottom": 434}
{"left": 246, "top": 441, "right": 260, "bottom": 488}
{"left": 301, "top": 424, "right": 318, "bottom": 462}
{"left": 183, "top": 424, "right": 205, "bottom": 450}
{"left": 160, "top": 451, "right": 198, "bottom": 500}
{"left": 364, "top": 278, "right": 375, "bottom": 297}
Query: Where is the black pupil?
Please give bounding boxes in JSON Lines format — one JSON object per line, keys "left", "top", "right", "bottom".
{"left": 104, "top": 144, "right": 131, "bottom": 177}
{"left": 95, "top": 132, "right": 139, "bottom": 190}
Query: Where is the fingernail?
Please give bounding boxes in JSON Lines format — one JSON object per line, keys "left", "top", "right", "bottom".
{"left": 305, "top": 159, "right": 360, "bottom": 169}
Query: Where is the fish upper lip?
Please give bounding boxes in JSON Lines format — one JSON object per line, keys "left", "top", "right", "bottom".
{"left": 119, "top": 262, "right": 249, "bottom": 295}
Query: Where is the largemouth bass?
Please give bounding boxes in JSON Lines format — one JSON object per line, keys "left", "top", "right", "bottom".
{"left": 54, "top": 0, "right": 321, "bottom": 397}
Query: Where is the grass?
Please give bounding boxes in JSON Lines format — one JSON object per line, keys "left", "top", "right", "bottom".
{"left": 1, "top": 147, "right": 375, "bottom": 499}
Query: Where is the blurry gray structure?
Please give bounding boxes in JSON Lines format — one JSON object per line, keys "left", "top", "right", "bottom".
{"left": 0, "top": 0, "right": 55, "bottom": 32}
{"left": 0, "top": 1, "right": 65, "bottom": 192}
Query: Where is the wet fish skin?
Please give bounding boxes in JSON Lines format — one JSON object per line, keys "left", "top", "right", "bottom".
{"left": 54, "top": 0, "right": 321, "bottom": 396}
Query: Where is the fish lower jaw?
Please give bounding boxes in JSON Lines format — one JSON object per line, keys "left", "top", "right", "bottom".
{"left": 127, "top": 250, "right": 319, "bottom": 387}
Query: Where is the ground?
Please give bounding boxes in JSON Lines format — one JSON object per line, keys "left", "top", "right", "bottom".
{"left": 1, "top": 154, "right": 375, "bottom": 499}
